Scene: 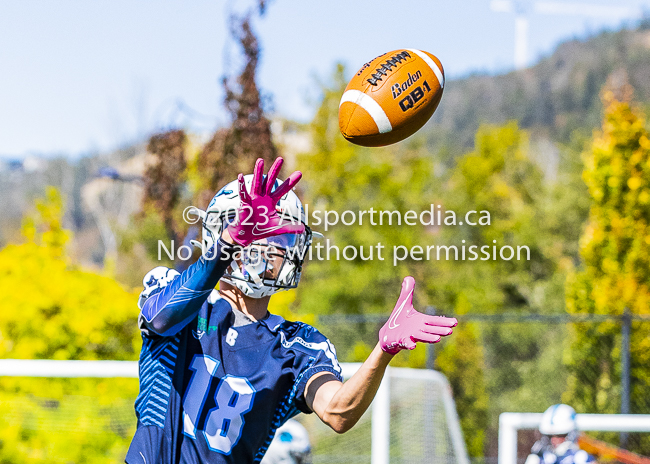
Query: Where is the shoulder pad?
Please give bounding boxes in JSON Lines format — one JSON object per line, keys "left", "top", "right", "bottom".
{"left": 138, "top": 266, "right": 181, "bottom": 309}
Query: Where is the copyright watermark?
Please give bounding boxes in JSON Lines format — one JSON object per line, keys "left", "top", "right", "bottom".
{"left": 301, "top": 204, "right": 492, "bottom": 231}
{"left": 158, "top": 240, "right": 281, "bottom": 265}
{"left": 159, "top": 202, "right": 531, "bottom": 266}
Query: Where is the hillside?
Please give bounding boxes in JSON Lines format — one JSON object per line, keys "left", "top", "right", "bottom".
{"left": 426, "top": 23, "right": 650, "bottom": 161}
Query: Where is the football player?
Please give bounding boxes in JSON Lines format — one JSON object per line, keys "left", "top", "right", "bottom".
{"left": 525, "top": 404, "right": 597, "bottom": 464}
{"left": 125, "top": 157, "right": 457, "bottom": 464}
{"left": 260, "top": 419, "right": 311, "bottom": 464}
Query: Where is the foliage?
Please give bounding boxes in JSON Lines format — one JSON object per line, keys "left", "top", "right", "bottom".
{"left": 20, "top": 186, "right": 70, "bottom": 258}
{"left": 430, "top": 121, "right": 589, "bottom": 453}
{"left": 564, "top": 88, "right": 650, "bottom": 453}
{"left": 142, "top": 129, "right": 188, "bottom": 246}
{"left": 295, "top": 64, "right": 490, "bottom": 456}
{"left": 0, "top": 188, "right": 141, "bottom": 463}
{"left": 434, "top": 122, "right": 561, "bottom": 314}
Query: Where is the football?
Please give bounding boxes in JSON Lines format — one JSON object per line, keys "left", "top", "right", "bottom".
{"left": 338, "top": 49, "right": 445, "bottom": 147}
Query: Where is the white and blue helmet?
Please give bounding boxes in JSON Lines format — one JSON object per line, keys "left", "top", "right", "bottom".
{"left": 261, "top": 419, "right": 312, "bottom": 464}
{"left": 189, "top": 175, "right": 312, "bottom": 299}
{"left": 539, "top": 404, "right": 578, "bottom": 436}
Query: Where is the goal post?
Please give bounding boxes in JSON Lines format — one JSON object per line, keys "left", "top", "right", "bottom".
{"left": 0, "top": 358, "right": 138, "bottom": 377}
{"left": 499, "top": 412, "right": 650, "bottom": 464}
{"left": 0, "top": 359, "right": 469, "bottom": 464}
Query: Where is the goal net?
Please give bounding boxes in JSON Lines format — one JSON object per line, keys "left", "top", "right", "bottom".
{"left": 299, "top": 364, "right": 469, "bottom": 464}
{"left": 0, "top": 360, "right": 469, "bottom": 464}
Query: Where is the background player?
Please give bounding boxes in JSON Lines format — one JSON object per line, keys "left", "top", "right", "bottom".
{"left": 260, "top": 419, "right": 312, "bottom": 464}
{"left": 525, "top": 404, "right": 597, "bottom": 464}
{"left": 126, "top": 157, "right": 458, "bottom": 463}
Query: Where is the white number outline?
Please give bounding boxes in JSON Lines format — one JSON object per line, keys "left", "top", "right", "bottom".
{"left": 202, "top": 375, "right": 256, "bottom": 454}
{"left": 182, "top": 354, "right": 256, "bottom": 455}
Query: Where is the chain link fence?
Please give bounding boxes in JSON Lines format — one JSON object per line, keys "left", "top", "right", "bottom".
{"left": 315, "top": 312, "right": 650, "bottom": 462}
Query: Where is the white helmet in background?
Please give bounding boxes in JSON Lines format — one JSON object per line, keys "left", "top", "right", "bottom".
{"left": 191, "top": 174, "right": 312, "bottom": 299}
{"left": 539, "top": 404, "right": 578, "bottom": 435}
{"left": 261, "top": 419, "right": 312, "bottom": 464}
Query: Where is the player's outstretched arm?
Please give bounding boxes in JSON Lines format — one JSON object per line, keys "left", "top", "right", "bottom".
{"left": 306, "top": 277, "right": 457, "bottom": 433}
{"left": 139, "top": 238, "right": 236, "bottom": 336}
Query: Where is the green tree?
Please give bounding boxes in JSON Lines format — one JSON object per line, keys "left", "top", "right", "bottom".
{"left": 196, "top": 9, "right": 279, "bottom": 207}
{"left": 564, "top": 88, "right": 650, "bottom": 452}
{"left": 0, "top": 188, "right": 141, "bottom": 463}
{"left": 295, "top": 64, "right": 489, "bottom": 457}
{"left": 432, "top": 122, "right": 579, "bottom": 453}
{"left": 434, "top": 122, "right": 563, "bottom": 313}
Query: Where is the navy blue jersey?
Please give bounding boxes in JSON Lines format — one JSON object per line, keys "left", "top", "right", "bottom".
{"left": 126, "top": 240, "right": 342, "bottom": 464}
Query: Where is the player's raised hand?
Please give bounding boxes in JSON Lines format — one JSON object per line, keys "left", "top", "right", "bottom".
{"left": 379, "top": 276, "right": 457, "bottom": 355}
{"left": 225, "top": 157, "right": 305, "bottom": 247}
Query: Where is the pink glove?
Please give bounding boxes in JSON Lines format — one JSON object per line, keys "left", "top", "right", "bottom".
{"left": 226, "top": 157, "right": 305, "bottom": 247}
{"left": 379, "top": 276, "right": 458, "bottom": 355}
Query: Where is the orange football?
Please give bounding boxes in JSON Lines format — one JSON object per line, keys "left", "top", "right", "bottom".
{"left": 339, "top": 49, "right": 444, "bottom": 147}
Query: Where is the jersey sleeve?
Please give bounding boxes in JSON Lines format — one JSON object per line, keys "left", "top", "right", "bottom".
{"left": 289, "top": 325, "right": 343, "bottom": 414}
{"left": 138, "top": 238, "right": 236, "bottom": 337}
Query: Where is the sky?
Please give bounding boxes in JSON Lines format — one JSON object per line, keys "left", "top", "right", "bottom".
{"left": 0, "top": 0, "right": 648, "bottom": 159}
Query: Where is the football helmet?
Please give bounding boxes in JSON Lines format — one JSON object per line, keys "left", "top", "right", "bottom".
{"left": 539, "top": 404, "right": 578, "bottom": 436}
{"left": 191, "top": 174, "right": 312, "bottom": 299}
{"left": 261, "top": 419, "right": 312, "bottom": 464}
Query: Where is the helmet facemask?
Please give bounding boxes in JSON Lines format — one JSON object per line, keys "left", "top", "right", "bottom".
{"left": 194, "top": 177, "right": 313, "bottom": 299}
{"left": 222, "top": 230, "right": 312, "bottom": 298}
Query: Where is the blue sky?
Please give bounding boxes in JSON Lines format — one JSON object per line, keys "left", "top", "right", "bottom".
{"left": 0, "top": 0, "right": 647, "bottom": 158}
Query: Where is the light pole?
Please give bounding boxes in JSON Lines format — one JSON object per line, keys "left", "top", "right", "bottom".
{"left": 490, "top": 0, "right": 642, "bottom": 69}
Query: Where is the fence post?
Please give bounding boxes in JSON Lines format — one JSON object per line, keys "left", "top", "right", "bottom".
{"left": 425, "top": 306, "right": 437, "bottom": 370}
{"left": 621, "top": 307, "right": 631, "bottom": 447}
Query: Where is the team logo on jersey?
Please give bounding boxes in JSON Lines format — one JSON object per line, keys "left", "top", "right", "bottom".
{"left": 193, "top": 316, "right": 222, "bottom": 340}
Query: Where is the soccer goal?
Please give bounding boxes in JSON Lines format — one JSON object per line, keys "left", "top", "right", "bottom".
{"left": 0, "top": 359, "right": 469, "bottom": 464}
{"left": 499, "top": 412, "right": 650, "bottom": 464}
